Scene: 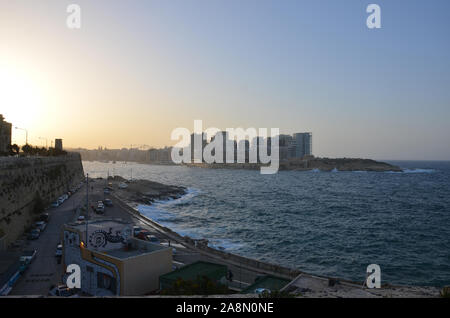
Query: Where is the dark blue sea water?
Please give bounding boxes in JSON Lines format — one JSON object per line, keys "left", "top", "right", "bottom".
{"left": 83, "top": 160, "right": 450, "bottom": 286}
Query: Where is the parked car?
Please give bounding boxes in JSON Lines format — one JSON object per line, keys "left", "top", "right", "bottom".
{"left": 27, "top": 229, "right": 40, "bottom": 240}
{"left": 19, "top": 249, "right": 37, "bottom": 272}
{"left": 34, "top": 221, "right": 47, "bottom": 232}
{"left": 20, "top": 249, "right": 37, "bottom": 264}
{"left": 55, "top": 244, "right": 63, "bottom": 257}
{"left": 133, "top": 226, "right": 142, "bottom": 237}
{"left": 39, "top": 213, "right": 50, "bottom": 222}
{"left": 48, "top": 285, "right": 78, "bottom": 297}
{"left": 96, "top": 201, "right": 105, "bottom": 213}
{"left": 254, "top": 288, "right": 271, "bottom": 295}
{"left": 118, "top": 182, "right": 128, "bottom": 189}
{"left": 139, "top": 229, "right": 151, "bottom": 235}
{"left": 51, "top": 201, "right": 59, "bottom": 208}
{"left": 136, "top": 232, "right": 147, "bottom": 240}
{"left": 58, "top": 194, "right": 69, "bottom": 204}
{"left": 103, "top": 199, "right": 113, "bottom": 207}
{"left": 146, "top": 235, "right": 160, "bottom": 244}
{"left": 136, "top": 231, "right": 159, "bottom": 243}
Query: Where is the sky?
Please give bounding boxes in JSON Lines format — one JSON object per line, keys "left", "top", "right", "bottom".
{"left": 0, "top": 0, "right": 449, "bottom": 160}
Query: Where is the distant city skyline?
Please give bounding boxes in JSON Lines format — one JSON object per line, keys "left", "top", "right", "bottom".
{"left": 1, "top": 1, "right": 450, "bottom": 160}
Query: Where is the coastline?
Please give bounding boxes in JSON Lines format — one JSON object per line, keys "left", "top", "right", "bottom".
{"left": 185, "top": 157, "right": 403, "bottom": 172}
{"left": 111, "top": 187, "right": 442, "bottom": 298}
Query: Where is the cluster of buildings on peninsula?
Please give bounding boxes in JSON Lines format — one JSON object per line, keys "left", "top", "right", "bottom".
{"left": 74, "top": 132, "right": 313, "bottom": 165}
{"left": 3, "top": 111, "right": 313, "bottom": 165}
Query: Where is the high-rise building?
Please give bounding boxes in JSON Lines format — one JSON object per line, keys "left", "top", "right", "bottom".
{"left": 278, "top": 134, "right": 293, "bottom": 160}
{"left": 0, "top": 115, "right": 12, "bottom": 154}
{"left": 210, "top": 131, "right": 232, "bottom": 163}
{"left": 55, "top": 138, "right": 63, "bottom": 151}
{"left": 236, "top": 139, "right": 250, "bottom": 163}
{"left": 293, "top": 132, "right": 312, "bottom": 158}
{"left": 190, "top": 133, "right": 208, "bottom": 163}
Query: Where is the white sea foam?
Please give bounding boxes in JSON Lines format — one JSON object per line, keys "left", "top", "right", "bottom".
{"left": 208, "top": 239, "right": 244, "bottom": 251}
{"left": 138, "top": 187, "right": 243, "bottom": 251}
{"left": 384, "top": 168, "right": 436, "bottom": 174}
{"left": 402, "top": 168, "right": 435, "bottom": 174}
{"left": 138, "top": 187, "right": 200, "bottom": 221}
{"left": 152, "top": 187, "right": 201, "bottom": 206}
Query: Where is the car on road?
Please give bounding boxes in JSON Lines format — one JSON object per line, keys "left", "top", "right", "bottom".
{"left": 103, "top": 199, "right": 113, "bottom": 207}
{"left": 34, "top": 221, "right": 47, "bottom": 232}
{"left": 19, "top": 249, "right": 37, "bottom": 272}
{"left": 141, "top": 234, "right": 160, "bottom": 244}
{"left": 118, "top": 182, "right": 128, "bottom": 189}
{"left": 48, "top": 285, "right": 78, "bottom": 297}
{"left": 254, "top": 288, "right": 271, "bottom": 295}
{"left": 58, "top": 194, "right": 69, "bottom": 204}
{"left": 27, "top": 229, "right": 40, "bottom": 240}
{"left": 133, "top": 226, "right": 142, "bottom": 237}
{"left": 103, "top": 188, "right": 110, "bottom": 194}
{"left": 146, "top": 235, "right": 160, "bottom": 244}
{"left": 55, "top": 244, "right": 63, "bottom": 257}
{"left": 39, "top": 213, "right": 50, "bottom": 222}
{"left": 136, "top": 231, "right": 160, "bottom": 243}
{"left": 77, "top": 215, "right": 85, "bottom": 222}
{"left": 96, "top": 201, "right": 105, "bottom": 213}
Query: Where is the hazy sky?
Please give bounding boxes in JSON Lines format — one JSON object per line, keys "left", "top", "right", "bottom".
{"left": 1, "top": 0, "right": 449, "bottom": 160}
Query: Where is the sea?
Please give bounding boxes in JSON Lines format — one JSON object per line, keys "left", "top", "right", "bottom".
{"left": 82, "top": 160, "right": 450, "bottom": 287}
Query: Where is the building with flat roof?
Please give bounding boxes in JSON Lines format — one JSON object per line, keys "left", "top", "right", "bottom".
{"left": 62, "top": 219, "right": 172, "bottom": 296}
{"left": 159, "top": 261, "right": 228, "bottom": 290}
{"left": 241, "top": 275, "right": 290, "bottom": 294}
{"left": 0, "top": 115, "right": 12, "bottom": 154}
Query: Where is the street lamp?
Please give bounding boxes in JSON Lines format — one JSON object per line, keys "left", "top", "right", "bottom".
{"left": 15, "top": 126, "right": 28, "bottom": 145}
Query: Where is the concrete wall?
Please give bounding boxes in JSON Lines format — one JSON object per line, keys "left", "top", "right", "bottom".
{"left": 0, "top": 153, "right": 84, "bottom": 248}
{"left": 122, "top": 245, "right": 172, "bottom": 295}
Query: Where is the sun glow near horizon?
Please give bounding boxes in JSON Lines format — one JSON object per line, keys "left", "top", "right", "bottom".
{"left": 0, "top": 61, "right": 44, "bottom": 144}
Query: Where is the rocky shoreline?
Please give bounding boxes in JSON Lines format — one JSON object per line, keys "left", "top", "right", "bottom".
{"left": 186, "top": 157, "right": 402, "bottom": 172}
{"left": 105, "top": 175, "right": 187, "bottom": 205}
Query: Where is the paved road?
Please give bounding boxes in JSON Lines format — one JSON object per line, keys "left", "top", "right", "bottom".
{"left": 79, "top": 179, "right": 133, "bottom": 224}
{"left": 10, "top": 185, "right": 85, "bottom": 296}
